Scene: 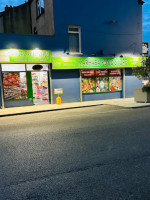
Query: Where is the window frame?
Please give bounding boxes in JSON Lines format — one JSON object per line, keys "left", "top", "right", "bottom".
{"left": 68, "top": 26, "right": 81, "bottom": 54}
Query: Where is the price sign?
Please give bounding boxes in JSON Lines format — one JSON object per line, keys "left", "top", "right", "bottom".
{"left": 54, "top": 88, "right": 63, "bottom": 94}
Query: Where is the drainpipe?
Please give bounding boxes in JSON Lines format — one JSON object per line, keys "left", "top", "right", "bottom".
{"left": 80, "top": 70, "right": 82, "bottom": 102}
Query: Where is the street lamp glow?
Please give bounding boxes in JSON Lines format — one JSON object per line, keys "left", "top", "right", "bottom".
{"left": 7, "top": 49, "right": 19, "bottom": 57}
{"left": 32, "top": 48, "right": 42, "bottom": 57}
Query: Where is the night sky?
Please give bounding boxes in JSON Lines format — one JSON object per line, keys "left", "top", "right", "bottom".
{"left": 0, "top": 0, "right": 149, "bottom": 46}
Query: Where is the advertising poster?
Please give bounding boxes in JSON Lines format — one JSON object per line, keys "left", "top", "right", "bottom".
{"left": 109, "top": 76, "right": 122, "bottom": 91}
{"left": 82, "top": 78, "right": 95, "bottom": 93}
{"left": 96, "top": 77, "right": 109, "bottom": 92}
{"left": 109, "top": 69, "right": 122, "bottom": 76}
{"left": 95, "top": 69, "right": 108, "bottom": 76}
{"left": 3, "top": 72, "right": 27, "bottom": 100}
{"left": 81, "top": 70, "right": 94, "bottom": 77}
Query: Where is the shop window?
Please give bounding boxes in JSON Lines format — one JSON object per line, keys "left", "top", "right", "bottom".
{"left": 31, "top": 71, "right": 49, "bottom": 104}
{"left": 109, "top": 77, "right": 122, "bottom": 91}
{"left": 96, "top": 77, "right": 109, "bottom": 92}
{"left": 68, "top": 26, "right": 81, "bottom": 53}
{"left": 82, "top": 78, "right": 96, "bottom": 93}
{"left": 81, "top": 69, "right": 122, "bottom": 94}
{"left": 36, "top": 0, "right": 45, "bottom": 18}
{"left": 109, "top": 69, "right": 122, "bottom": 91}
{"left": 3, "top": 72, "right": 27, "bottom": 100}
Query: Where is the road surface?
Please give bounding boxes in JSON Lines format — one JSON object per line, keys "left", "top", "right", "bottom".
{"left": 0, "top": 105, "right": 150, "bottom": 200}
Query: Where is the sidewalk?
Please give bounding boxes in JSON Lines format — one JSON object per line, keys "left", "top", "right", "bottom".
{"left": 0, "top": 98, "right": 150, "bottom": 117}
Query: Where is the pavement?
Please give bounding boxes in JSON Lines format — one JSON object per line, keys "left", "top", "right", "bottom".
{"left": 0, "top": 97, "right": 150, "bottom": 117}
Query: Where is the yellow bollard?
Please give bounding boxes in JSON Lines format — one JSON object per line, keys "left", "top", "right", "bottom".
{"left": 56, "top": 94, "right": 61, "bottom": 105}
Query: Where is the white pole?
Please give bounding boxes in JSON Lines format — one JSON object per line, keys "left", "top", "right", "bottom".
{"left": 0, "top": 64, "right": 4, "bottom": 108}
{"left": 49, "top": 64, "right": 53, "bottom": 104}
{"left": 123, "top": 68, "right": 125, "bottom": 98}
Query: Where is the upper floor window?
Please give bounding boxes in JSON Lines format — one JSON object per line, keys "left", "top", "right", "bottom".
{"left": 68, "top": 26, "right": 81, "bottom": 53}
{"left": 36, "top": 0, "right": 45, "bottom": 18}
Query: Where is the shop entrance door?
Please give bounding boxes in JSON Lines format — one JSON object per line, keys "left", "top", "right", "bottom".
{"left": 31, "top": 71, "right": 49, "bottom": 104}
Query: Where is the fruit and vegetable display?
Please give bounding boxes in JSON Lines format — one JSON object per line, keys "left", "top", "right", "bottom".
{"left": 109, "top": 76, "right": 122, "bottom": 91}
{"left": 96, "top": 77, "right": 108, "bottom": 92}
{"left": 3, "top": 72, "right": 27, "bottom": 100}
{"left": 82, "top": 78, "right": 95, "bottom": 93}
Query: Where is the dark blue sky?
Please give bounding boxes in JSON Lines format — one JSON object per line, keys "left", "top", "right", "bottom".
{"left": 143, "top": 1, "right": 150, "bottom": 43}
{"left": 0, "top": 0, "right": 149, "bottom": 45}
{"left": 0, "top": 0, "right": 25, "bottom": 12}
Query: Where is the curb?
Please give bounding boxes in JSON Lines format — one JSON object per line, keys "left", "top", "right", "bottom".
{"left": 1, "top": 102, "right": 150, "bottom": 118}
{"left": 130, "top": 104, "right": 150, "bottom": 109}
{"left": 104, "top": 103, "right": 150, "bottom": 109}
{"left": 0, "top": 103, "right": 104, "bottom": 117}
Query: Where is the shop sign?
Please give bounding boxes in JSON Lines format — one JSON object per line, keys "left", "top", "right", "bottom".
{"left": 95, "top": 69, "right": 108, "bottom": 76}
{"left": 0, "top": 49, "right": 52, "bottom": 63}
{"left": 52, "top": 57, "right": 144, "bottom": 69}
{"left": 109, "top": 69, "right": 122, "bottom": 76}
{"left": 54, "top": 88, "right": 63, "bottom": 94}
{"left": 81, "top": 70, "right": 94, "bottom": 77}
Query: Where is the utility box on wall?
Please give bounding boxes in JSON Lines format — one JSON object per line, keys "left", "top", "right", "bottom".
{"left": 134, "top": 88, "right": 150, "bottom": 103}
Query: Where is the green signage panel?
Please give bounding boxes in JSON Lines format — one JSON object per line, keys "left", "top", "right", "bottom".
{"left": 0, "top": 49, "right": 52, "bottom": 63}
{"left": 52, "top": 57, "right": 144, "bottom": 69}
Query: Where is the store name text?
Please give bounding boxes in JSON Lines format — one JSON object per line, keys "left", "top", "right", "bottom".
{"left": 78, "top": 59, "right": 128, "bottom": 67}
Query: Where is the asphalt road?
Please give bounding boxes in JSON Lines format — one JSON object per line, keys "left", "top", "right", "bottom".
{"left": 0, "top": 105, "right": 150, "bottom": 200}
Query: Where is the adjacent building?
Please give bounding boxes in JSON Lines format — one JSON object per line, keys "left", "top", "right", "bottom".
{"left": 0, "top": 0, "right": 145, "bottom": 108}
{"left": 0, "top": 0, "right": 54, "bottom": 35}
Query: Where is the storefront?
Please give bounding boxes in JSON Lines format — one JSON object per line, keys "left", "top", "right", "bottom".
{"left": 0, "top": 53, "right": 144, "bottom": 107}
{"left": 0, "top": 49, "right": 52, "bottom": 108}
{"left": 52, "top": 56, "right": 143, "bottom": 102}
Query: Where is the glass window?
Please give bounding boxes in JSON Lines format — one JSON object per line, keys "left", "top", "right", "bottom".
{"left": 2, "top": 64, "right": 25, "bottom": 72}
{"left": 68, "top": 26, "right": 81, "bottom": 53}
{"left": 31, "top": 71, "right": 49, "bottom": 104}
{"left": 69, "top": 27, "right": 79, "bottom": 32}
{"left": 36, "top": 0, "right": 45, "bottom": 17}
{"left": 3, "top": 72, "right": 27, "bottom": 100}
{"left": 81, "top": 69, "right": 122, "bottom": 94}
{"left": 82, "top": 78, "right": 95, "bottom": 93}
{"left": 96, "top": 77, "right": 109, "bottom": 92}
{"left": 69, "top": 33, "right": 79, "bottom": 52}
{"left": 109, "top": 76, "right": 122, "bottom": 91}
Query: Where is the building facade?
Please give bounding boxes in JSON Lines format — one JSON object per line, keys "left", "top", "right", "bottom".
{"left": 0, "top": 0, "right": 145, "bottom": 108}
